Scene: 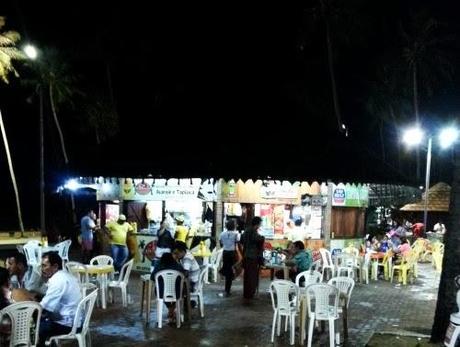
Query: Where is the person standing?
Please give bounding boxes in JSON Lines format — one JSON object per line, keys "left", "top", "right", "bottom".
{"left": 80, "top": 210, "right": 98, "bottom": 263}
{"left": 219, "top": 219, "right": 240, "bottom": 297}
{"left": 105, "top": 214, "right": 134, "bottom": 271}
{"left": 239, "top": 216, "right": 265, "bottom": 301}
{"left": 174, "top": 215, "right": 189, "bottom": 244}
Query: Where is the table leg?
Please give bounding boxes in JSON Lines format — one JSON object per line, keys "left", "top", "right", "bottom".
{"left": 300, "top": 296, "right": 307, "bottom": 344}
{"left": 185, "top": 279, "right": 191, "bottom": 321}
{"left": 203, "top": 257, "right": 210, "bottom": 284}
{"left": 146, "top": 280, "right": 152, "bottom": 326}
{"left": 283, "top": 266, "right": 289, "bottom": 280}
{"left": 101, "top": 273, "right": 107, "bottom": 309}
{"left": 343, "top": 302, "right": 348, "bottom": 342}
{"left": 140, "top": 280, "right": 146, "bottom": 317}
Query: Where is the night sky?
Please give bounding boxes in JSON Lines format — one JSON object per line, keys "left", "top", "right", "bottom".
{"left": 1, "top": 1, "right": 460, "bottom": 228}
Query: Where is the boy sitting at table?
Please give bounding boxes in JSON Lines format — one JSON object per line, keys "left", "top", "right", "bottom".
{"left": 276, "top": 241, "right": 312, "bottom": 282}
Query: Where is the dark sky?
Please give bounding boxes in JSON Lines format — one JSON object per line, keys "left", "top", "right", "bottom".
{"left": 1, "top": 1, "right": 460, "bottom": 228}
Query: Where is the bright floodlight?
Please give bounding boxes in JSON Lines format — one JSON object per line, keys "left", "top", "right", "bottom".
{"left": 403, "top": 127, "right": 424, "bottom": 146}
{"left": 64, "top": 179, "right": 80, "bottom": 191}
{"left": 439, "top": 127, "right": 459, "bottom": 149}
{"left": 23, "top": 44, "right": 38, "bottom": 59}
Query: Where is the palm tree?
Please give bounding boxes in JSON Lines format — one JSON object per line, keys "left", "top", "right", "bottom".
{"left": 28, "top": 48, "right": 79, "bottom": 165}
{"left": 401, "top": 10, "right": 454, "bottom": 181}
{"left": 84, "top": 94, "right": 119, "bottom": 145}
{"left": 431, "top": 143, "right": 460, "bottom": 342}
{"left": 366, "top": 64, "right": 412, "bottom": 173}
{"left": 0, "top": 16, "right": 25, "bottom": 234}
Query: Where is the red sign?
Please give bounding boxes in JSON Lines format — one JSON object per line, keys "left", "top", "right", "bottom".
{"left": 135, "top": 182, "right": 151, "bottom": 195}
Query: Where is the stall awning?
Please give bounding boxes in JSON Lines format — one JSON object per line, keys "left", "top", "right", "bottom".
{"left": 400, "top": 182, "right": 450, "bottom": 212}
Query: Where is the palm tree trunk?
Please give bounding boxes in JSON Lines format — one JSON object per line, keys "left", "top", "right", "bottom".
{"left": 323, "top": 6, "right": 343, "bottom": 133}
{"left": 431, "top": 143, "right": 460, "bottom": 341}
{"left": 49, "top": 83, "right": 69, "bottom": 164}
{"left": 389, "top": 106, "right": 402, "bottom": 173}
{"left": 0, "top": 109, "right": 24, "bottom": 233}
{"left": 413, "top": 64, "right": 421, "bottom": 182}
{"left": 379, "top": 118, "right": 386, "bottom": 161}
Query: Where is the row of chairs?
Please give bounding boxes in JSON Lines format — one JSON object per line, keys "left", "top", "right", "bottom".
{"left": 22, "top": 239, "right": 72, "bottom": 268}
{"left": 0, "top": 290, "right": 98, "bottom": 347}
{"left": 270, "top": 273, "right": 355, "bottom": 346}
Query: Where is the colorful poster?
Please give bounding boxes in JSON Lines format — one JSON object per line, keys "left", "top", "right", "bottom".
{"left": 134, "top": 235, "right": 157, "bottom": 273}
{"left": 332, "top": 184, "right": 369, "bottom": 207}
{"left": 273, "top": 205, "right": 285, "bottom": 236}
{"left": 259, "top": 204, "right": 274, "bottom": 238}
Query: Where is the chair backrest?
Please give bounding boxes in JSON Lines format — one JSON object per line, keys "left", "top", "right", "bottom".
{"left": 23, "top": 242, "right": 42, "bottom": 267}
{"left": 90, "top": 255, "right": 113, "bottom": 266}
{"left": 309, "top": 260, "right": 322, "bottom": 272}
{"left": 68, "top": 289, "right": 99, "bottom": 336}
{"left": 270, "top": 280, "right": 298, "bottom": 313}
{"left": 319, "top": 248, "right": 333, "bottom": 267}
{"left": 210, "top": 249, "right": 223, "bottom": 267}
{"left": 0, "top": 301, "right": 42, "bottom": 346}
{"left": 295, "top": 270, "right": 322, "bottom": 288}
{"left": 306, "top": 283, "right": 339, "bottom": 318}
{"left": 154, "top": 270, "right": 185, "bottom": 302}
{"left": 344, "top": 246, "right": 359, "bottom": 257}
{"left": 192, "top": 267, "right": 208, "bottom": 294}
{"left": 117, "top": 259, "right": 134, "bottom": 284}
{"left": 65, "top": 261, "right": 90, "bottom": 284}
{"left": 328, "top": 276, "right": 355, "bottom": 307}
{"left": 55, "top": 240, "right": 72, "bottom": 261}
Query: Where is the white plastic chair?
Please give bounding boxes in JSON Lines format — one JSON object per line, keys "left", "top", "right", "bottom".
{"left": 360, "top": 253, "right": 371, "bottom": 284}
{"left": 208, "top": 249, "right": 223, "bottom": 283}
{"left": 154, "top": 270, "right": 185, "bottom": 328}
{"left": 55, "top": 239, "right": 72, "bottom": 263}
{"left": 23, "top": 242, "right": 42, "bottom": 268}
{"left": 269, "top": 280, "right": 299, "bottom": 346}
{"left": 65, "top": 261, "right": 98, "bottom": 297}
{"left": 306, "top": 283, "right": 340, "bottom": 347}
{"left": 108, "top": 259, "right": 134, "bottom": 307}
{"left": 190, "top": 267, "right": 207, "bottom": 318}
{"left": 45, "top": 289, "right": 98, "bottom": 347}
{"left": 319, "top": 248, "right": 335, "bottom": 280}
{"left": 0, "top": 301, "right": 42, "bottom": 347}
{"left": 295, "top": 270, "right": 322, "bottom": 291}
{"left": 328, "top": 276, "right": 355, "bottom": 309}
{"left": 90, "top": 255, "right": 113, "bottom": 266}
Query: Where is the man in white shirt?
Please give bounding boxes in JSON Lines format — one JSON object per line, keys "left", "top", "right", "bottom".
{"left": 38, "top": 252, "right": 82, "bottom": 346}
{"left": 173, "top": 241, "right": 200, "bottom": 292}
{"left": 290, "top": 218, "right": 307, "bottom": 242}
{"left": 219, "top": 219, "right": 240, "bottom": 296}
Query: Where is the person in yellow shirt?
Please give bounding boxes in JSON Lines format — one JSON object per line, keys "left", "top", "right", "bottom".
{"left": 104, "top": 214, "right": 134, "bottom": 271}
{"left": 174, "top": 215, "right": 189, "bottom": 244}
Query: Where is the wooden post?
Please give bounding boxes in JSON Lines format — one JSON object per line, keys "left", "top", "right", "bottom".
{"left": 323, "top": 182, "right": 333, "bottom": 249}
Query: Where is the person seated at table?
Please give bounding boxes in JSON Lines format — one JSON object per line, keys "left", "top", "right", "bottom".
{"left": 393, "top": 237, "right": 411, "bottom": 264}
{"left": 276, "top": 241, "right": 312, "bottom": 282}
{"left": 151, "top": 252, "right": 185, "bottom": 324}
{"left": 0, "top": 267, "right": 13, "bottom": 345}
{"left": 38, "top": 252, "right": 81, "bottom": 347}
{"left": 172, "top": 241, "right": 200, "bottom": 299}
{"left": 6, "top": 253, "right": 46, "bottom": 298}
{"left": 152, "top": 219, "right": 175, "bottom": 271}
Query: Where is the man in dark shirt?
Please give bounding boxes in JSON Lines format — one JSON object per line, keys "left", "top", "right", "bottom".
{"left": 239, "top": 216, "right": 265, "bottom": 300}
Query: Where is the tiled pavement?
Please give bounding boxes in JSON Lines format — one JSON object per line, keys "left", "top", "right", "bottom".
{"left": 88, "top": 262, "right": 440, "bottom": 347}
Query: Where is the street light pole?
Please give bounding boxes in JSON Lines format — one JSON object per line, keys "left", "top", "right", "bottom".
{"left": 39, "top": 85, "right": 45, "bottom": 234}
{"left": 423, "top": 136, "right": 432, "bottom": 232}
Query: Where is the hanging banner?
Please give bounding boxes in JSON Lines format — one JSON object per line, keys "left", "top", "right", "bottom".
{"left": 332, "top": 184, "right": 369, "bottom": 207}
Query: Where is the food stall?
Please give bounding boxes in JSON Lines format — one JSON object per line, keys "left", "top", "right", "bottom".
{"left": 95, "top": 177, "right": 217, "bottom": 272}
{"left": 218, "top": 179, "right": 328, "bottom": 249}
{"left": 329, "top": 183, "right": 369, "bottom": 252}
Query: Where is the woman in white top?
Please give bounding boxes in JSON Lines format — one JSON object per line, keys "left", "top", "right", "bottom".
{"left": 219, "top": 219, "right": 240, "bottom": 296}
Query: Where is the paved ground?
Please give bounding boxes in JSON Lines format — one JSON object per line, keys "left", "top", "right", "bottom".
{"left": 84, "top": 262, "right": 440, "bottom": 347}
